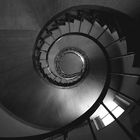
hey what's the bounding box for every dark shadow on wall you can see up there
[128,104,140,138]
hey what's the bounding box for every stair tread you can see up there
[39,60,48,68]
[40,51,47,59]
[98,28,115,46]
[110,75,140,100]
[41,43,50,51]
[111,54,140,75]
[106,39,127,58]
[80,19,92,34]
[52,28,61,39]
[45,36,54,45]
[89,21,104,38]
[59,22,69,34]
[112,31,119,40]
[70,19,80,32]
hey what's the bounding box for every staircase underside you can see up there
[0,1,140,140]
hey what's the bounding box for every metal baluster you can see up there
[87,118,97,140]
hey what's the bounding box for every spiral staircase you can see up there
[0,2,140,140]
